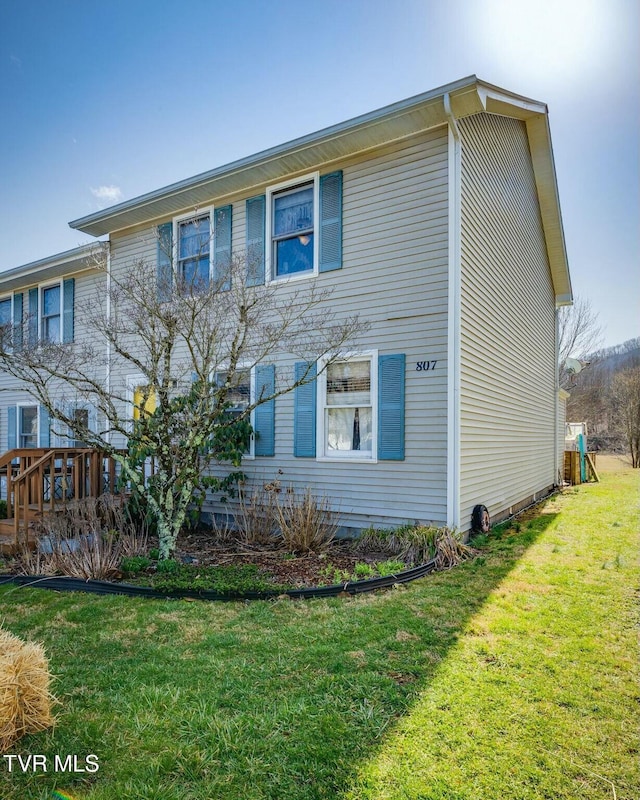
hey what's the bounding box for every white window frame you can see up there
[39,281,63,344]
[173,207,214,287]
[266,171,319,284]
[213,364,256,460]
[17,403,39,449]
[316,350,378,463]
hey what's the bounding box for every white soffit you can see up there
[67,77,571,302]
[0,243,105,292]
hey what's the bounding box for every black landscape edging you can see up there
[0,560,437,602]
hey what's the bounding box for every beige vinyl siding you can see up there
[108,127,450,530]
[458,113,557,530]
[264,128,449,528]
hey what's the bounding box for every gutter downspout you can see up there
[444,93,462,531]
[105,242,111,445]
[554,304,560,485]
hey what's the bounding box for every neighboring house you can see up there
[0,245,103,457]
[0,75,572,533]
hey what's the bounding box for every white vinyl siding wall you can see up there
[108,127,450,530]
[458,113,557,530]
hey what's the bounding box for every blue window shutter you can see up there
[254,364,275,457]
[12,292,23,351]
[378,354,405,460]
[214,205,232,291]
[246,196,265,286]
[63,277,75,343]
[294,361,317,457]
[157,222,173,302]
[319,171,342,273]
[28,287,38,346]
[7,406,17,450]
[39,406,51,448]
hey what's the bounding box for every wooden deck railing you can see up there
[0,448,125,551]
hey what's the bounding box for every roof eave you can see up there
[70,75,488,236]
[523,113,573,303]
[67,76,571,304]
[0,243,106,293]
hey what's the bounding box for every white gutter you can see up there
[444,93,462,531]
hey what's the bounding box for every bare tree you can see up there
[558,296,603,388]
[0,244,366,558]
[611,367,640,467]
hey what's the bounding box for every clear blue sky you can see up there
[1,0,637,348]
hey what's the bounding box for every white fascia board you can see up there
[477,84,548,119]
[0,242,107,293]
[525,114,573,303]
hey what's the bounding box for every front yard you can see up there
[1,456,637,800]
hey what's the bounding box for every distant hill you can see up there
[566,337,640,451]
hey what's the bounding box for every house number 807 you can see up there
[416,361,437,371]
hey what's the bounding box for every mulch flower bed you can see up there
[166,530,395,588]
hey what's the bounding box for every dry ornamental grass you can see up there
[0,628,55,753]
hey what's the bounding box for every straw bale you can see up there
[0,628,55,753]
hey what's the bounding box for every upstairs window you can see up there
[41,284,61,343]
[272,182,315,278]
[177,214,211,289]
[0,296,12,349]
[0,297,11,328]
[267,173,319,282]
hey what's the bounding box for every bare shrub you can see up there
[357,523,475,569]
[18,497,148,580]
[274,488,338,554]
[235,481,281,546]
[206,512,236,545]
[356,523,439,565]
[433,528,476,570]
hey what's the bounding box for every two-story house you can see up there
[1,75,571,535]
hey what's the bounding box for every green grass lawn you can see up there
[1,455,638,800]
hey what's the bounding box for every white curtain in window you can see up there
[327,407,372,452]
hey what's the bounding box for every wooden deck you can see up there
[0,448,123,555]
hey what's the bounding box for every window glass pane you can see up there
[20,407,38,448]
[276,234,314,276]
[179,217,210,259]
[216,370,251,413]
[0,299,11,326]
[327,407,372,452]
[44,316,60,343]
[274,185,313,237]
[73,408,89,448]
[43,286,61,316]
[326,361,371,406]
[181,257,210,287]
